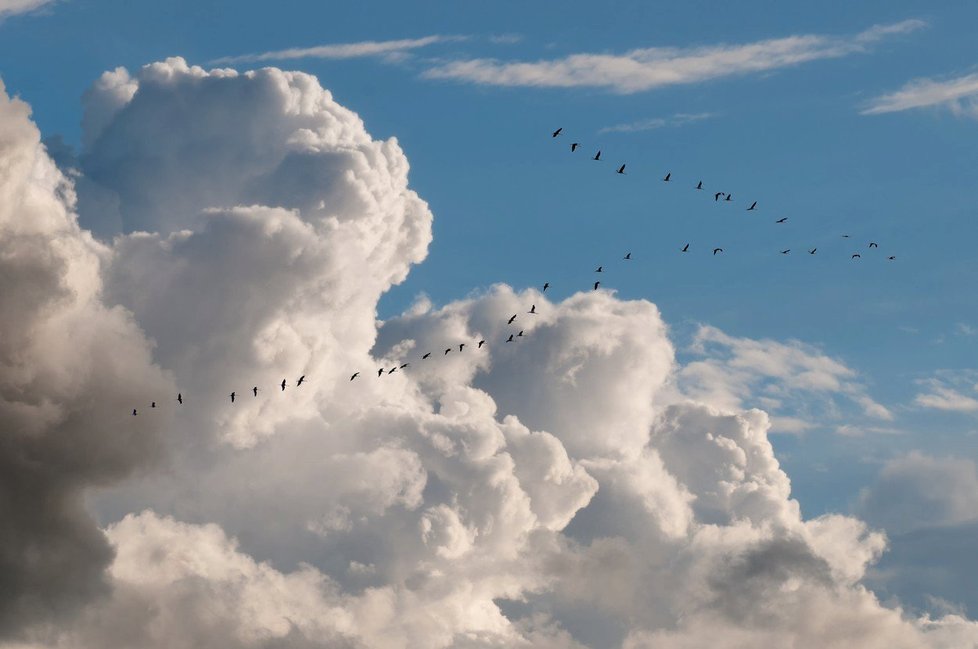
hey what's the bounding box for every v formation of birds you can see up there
[131,126,897,415]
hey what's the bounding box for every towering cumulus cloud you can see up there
[1,59,976,648]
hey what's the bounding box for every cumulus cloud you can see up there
[212,35,464,65]
[2,58,976,649]
[422,20,925,94]
[862,71,978,118]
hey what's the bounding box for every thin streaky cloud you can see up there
[599,111,715,134]
[0,0,55,19]
[211,35,466,65]
[862,71,978,116]
[422,19,926,94]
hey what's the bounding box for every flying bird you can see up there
[517,330,524,337]
[177,393,183,404]
[781,249,790,254]
[869,242,879,248]
[681,243,689,252]
[296,375,306,386]
[592,150,601,161]
[378,368,385,377]
[571,142,579,152]
[529,304,537,314]
[400,363,409,369]
[478,340,486,348]
[809,248,817,255]
[713,248,723,255]
[444,348,451,355]
[350,372,359,381]
[775,217,787,223]
[888,256,896,260]
[623,252,631,260]
[280,379,287,391]
[132,409,137,416]
[508,314,518,324]
[388,367,397,374]
[724,194,732,202]
[593,281,601,290]
[617,164,626,174]
[595,266,603,272]
[230,392,236,403]
[747,201,757,211]
[842,234,850,238]
[543,282,550,292]
[552,127,562,137]
[663,172,671,182]
[507,334,515,342]
[714,192,724,202]
[852,253,861,259]
[254,386,260,396]
[422,352,431,359]
[459,343,465,352]
[151,401,156,408]
[695,181,703,190]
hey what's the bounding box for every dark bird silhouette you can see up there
[781,249,790,254]
[571,142,579,152]
[852,253,861,259]
[552,127,562,138]
[775,217,787,223]
[388,367,397,375]
[888,256,896,260]
[508,314,518,324]
[378,368,385,377]
[230,392,236,403]
[422,352,431,359]
[713,248,723,255]
[177,393,183,404]
[593,281,601,290]
[869,242,879,248]
[478,340,486,348]
[593,150,601,161]
[529,304,537,314]
[724,193,732,202]
[132,409,137,416]
[747,201,757,211]
[507,334,515,342]
[444,348,451,355]
[663,172,671,182]
[459,344,465,352]
[681,243,689,252]
[595,266,603,272]
[255,386,260,397]
[842,234,850,238]
[714,192,724,201]
[280,379,287,391]
[543,282,550,292]
[518,330,524,337]
[617,164,626,174]
[151,401,156,408]
[350,372,359,381]
[623,252,631,260]
[809,248,817,255]
[400,363,409,369]
[695,180,703,190]
[297,375,306,387]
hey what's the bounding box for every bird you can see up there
[593,281,601,290]
[478,340,486,348]
[663,172,671,182]
[592,150,602,161]
[781,249,790,255]
[177,393,183,404]
[842,234,850,238]
[595,266,603,272]
[350,372,359,381]
[297,375,306,387]
[518,330,524,337]
[378,368,385,377]
[230,392,236,403]
[617,164,626,174]
[506,334,515,342]
[695,180,703,190]
[388,367,397,375]
[529,304,537,314]
[444,348,451,355]
[888,256,896,260]
[747,201,757,211]
[869,242,879,248]
[280,379,287,391]
[254,386,260,397]
[623,252,631,260]
[151,401,156,408]
[552,127,562,138]
[809,248,817,255]
[507,315,518,326]
[724,193,732,202]
[571,142,579,152]
[775,217,787,223]
[400,363,409,369]
[713,248,723,255]
[543,282,550,292]
[422,352,431,360]
[681,243,689,252]
[852,253,861,259]
[459,343,465,352]
[714,192,724,201]
[132,409,137,416]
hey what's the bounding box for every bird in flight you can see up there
[422,352,431,360]
[350,372,359,381]
[747,201,757,211]
[809,248,817,255]
[543,282,550,292]
[869,242,879,248]
[593,281,601,290]
[254,386,260,397]
[695,181,703,190]
[681,243,689,252]
[529,304,537,314]
[713,248,723,255]
[400,363,409,369]
[388,367,397,375]
[714,192,724,202]
[851,253,861,259]
[663,172,671,182]
[132,409,137,416]
[552,127,562,138]
[151,401,156,408]
[724,194,732,202]
[459,344,465,352]
[888,256,896,260]
[781,249,790,255]
[177,393,183,404]
[378,368,385,377]
[230,392,236,403]
[571,142,579,152]
[444,348,452,355]
[842,234,850,238]
[775,217,787,223]
[623,252,631,260]
[297,375,306,387]
[593,150,601,161]
[280,379,287,391]
[508,314,518,324]
[617,164,626,175]
[595,266,603,272]
[517,330,524,337]
[478,340,486,348]
[506,334,515,342]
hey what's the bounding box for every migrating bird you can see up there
[842,234,850,238]
[714,192,724,202]
[888,256,896,260]
[151,401,156,409]
[508,314,518,324]
[809,248,817,255]
[378,368,385,377]
[552,127,562,138]
[623,252,631,260]
[422,352,432,360]
[593,281,601,290]
[695,180,703,190]
[747,201,757,211]
[681,243,689,252]
[571,142,579,152]
[177,393,183,405]
[132,409,137,416]
[518,330,524,337]
[595,266,603,272]
[280,379,287,391]
[400,363,409,369]
[254,386,260,397]
[869,242,879,248]
[297,375,306,387]
[507,334,515,342]
[350,372,359,381]
[781,249,790,255]
[388,367,397,375]
[444,348,452,355]
[775,217,788,223]
[543,282,550,292]
[663,172,671,182]
[852,253,861,259]
[713,248,723,255]
[478,340,486,348]
[459,344,465,352]
[617,164,626,174]
[529,304,537,314]
[592,150,602,161]
[724,193,732,202]
[230,392,236,403]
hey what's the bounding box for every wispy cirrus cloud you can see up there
[862,71,978,117]
[0,0,55,20]
[211,34,465,65]
[599,111,715,134]
[422,19,925,94]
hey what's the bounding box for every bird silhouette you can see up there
[280,379,287,391]
[552,127,562,138]
[842,234,850,238]
[507,334,515,342]
[478,340,486,348]
[617,164,626,174]
[623,252,631,260]
[681,243,689,252]
[422,352,431,360]
[714,192,724,201]
[400,363,409,369]
[254,386,260,397]
[543,282,550,291]
[775,217,787,223]
[388,367,397,375]
[852,253,861,259]
[781,249,790,254]
[888,256,896,260]
[593,281,601,290]
[713,248,723,255]
[230,392,236,403]
[518,330,524,337]
[595,266,603,272]
[747,201,757,211]
[593,150,601,161]
[177,393,183,404]
[724,194,732,202]
[571,142,579,152]
[444,348,451,355]
[663,172,671,182]
[508,314,518,324]
[350,372,359,381]
[151,401,156,408]
[695,180,703,190]
[869,242,879,248]
[529,304,537,314]
[459,343,465,352]
[132,409,137,416]
[378,368,385,377]
[296,375,306,387]
[809,248,817,255]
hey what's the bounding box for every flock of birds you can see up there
[130,126,897,415]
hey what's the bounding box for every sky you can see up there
[1,1,977,648]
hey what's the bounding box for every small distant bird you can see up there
[623,252,631,260]
[781,249,790,255]
[350,372,359,381]
[297,375,306,387]
[663,172,671,182]
[713,248,723,255]
[230,392,236,403]
[842,234,850,238]
[747,201,757,211]
[444,348,451,355]
[517,330,524,337]
[552,127,562,138]
[507,334,515,342]
[592,150,602,161]
[809,248,817,255]
[280,379,287,391]
[478,340,486,348]
[724,194,732,202]
[869,242,879,248]
[529,304,537,314]
[459,344,465,352]
[177,393,183,404]
[378,368,385,377]
[151,401,156,408]
[695,180,703,190]
[714,192,724,202]
[422,352,431,359]
[888,256,896,260]
[852,253,861,259]
[400,363,409,369]
[775,217,787,223]
[254,386,260,397]
[617,164,626,174]
[593,281,601,290]
[508,314,518,324]
[595,266,603,272]
[681,243,689,252]
[388,367,397,375]
[543,282,550,291]
[132,409,137,416]
[571,142,579,152]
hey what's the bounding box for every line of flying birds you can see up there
[129,126,897,414]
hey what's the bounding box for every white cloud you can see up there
[0,0,55,19]
[212,35,464,65]
[598,112,715,134]
[423,20,925,94]
[3,58,977,649]
[862,71,978,117]
[914,373,978,414]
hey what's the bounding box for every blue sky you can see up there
[2,0,977,599]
